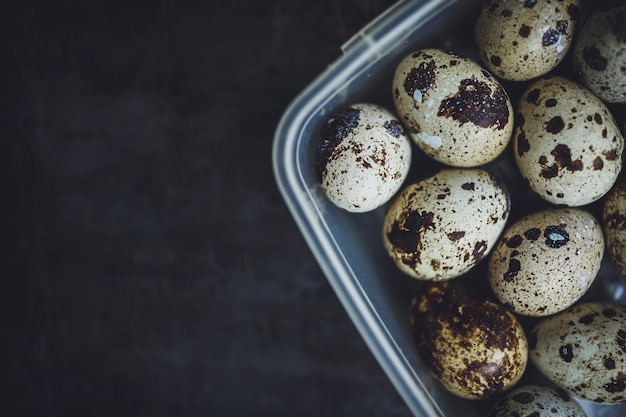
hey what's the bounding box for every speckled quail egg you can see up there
[529,302,626,404]
[487,384,587,417]
[392,49,513,167]
[314,103,412,212]
[488,208,604,317]
[474,0,580,81]
[602,182,626,278]
[410,281,528,400]
[383,168,510,281]
[572,5,626,103]
[513,75,624,206]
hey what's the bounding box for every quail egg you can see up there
[602,182,626,278]
[383,168,510,281]
[392,48,513,167]
[487,384,587,417]
[488,208,604,317]
[513,75,624,206]
[410,281,528,400]
[475,0,580,81]
[572,5,626,103]
[315,103,412,212]
[529,302,626,404]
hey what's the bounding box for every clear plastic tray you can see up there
[272,0,626,416]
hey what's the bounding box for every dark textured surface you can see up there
[6,1,410,415]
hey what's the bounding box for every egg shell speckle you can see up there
[513,75,624,206]
[486,384,586,417]
[411,282,528,400]
[602,182,626,278]
[475,0,580,81]
[529,302,626,404]
[383,168,510,281]
[488,208,604,317]
[315,103,412,213]
[392,48,513,167]
[572,6,626,103]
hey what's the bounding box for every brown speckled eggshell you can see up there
[487,384,586,417]
[529,302,626,404]
[392,49,513,167]
[513,76,624,206]
[383,168,510,281]
[488,208,604,317]
[602,182,626,278]
[474,0,580,81]
[410,282,528,400]
[315,103,412,213]
[572,6,626,103]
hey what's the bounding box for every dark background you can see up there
[5,0,411,416]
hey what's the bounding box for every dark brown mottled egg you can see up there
[383,168,510,281]
[529,302,626,404]
[392,48,513,167]
[513,76,624,206]
[410,282,528,400]
[474,0,580,81]
[488,208,604,317]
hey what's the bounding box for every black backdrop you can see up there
[5,1,411,416]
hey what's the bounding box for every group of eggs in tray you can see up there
[313,0,626,415]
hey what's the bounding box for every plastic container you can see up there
[272,0,626,416]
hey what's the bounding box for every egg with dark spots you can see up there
[315,103,412,212]
[487,384,586,417]
[410,281,527,400]
[529,302,626,404]
[572,6,626,103]
[392,48,513,167]
[383,169,510,281]
[602,182,626,278]
[513,76,624,206]
[474,0,579,81]
[488,208,604,317]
